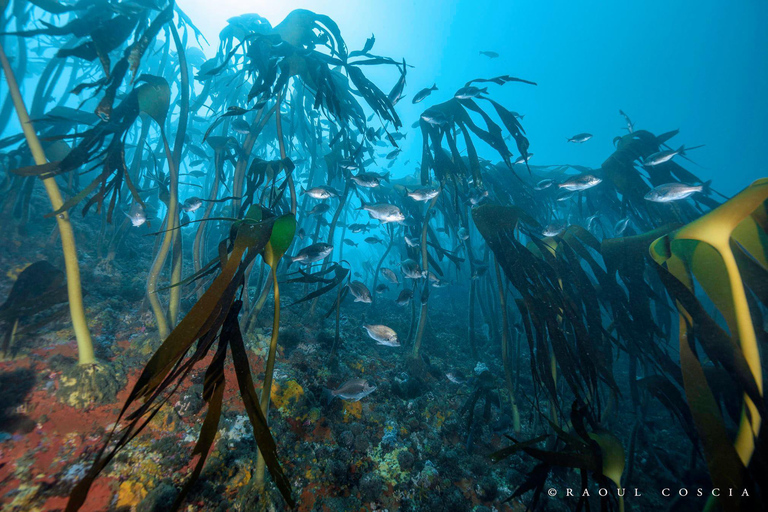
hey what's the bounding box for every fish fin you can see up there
[431,83,438,90]
[480,87,488,94]
[678,144,686,156]
[357,199,366,211]
[382,172,390,183]
[321,389,335,405]
[701,179,712,195]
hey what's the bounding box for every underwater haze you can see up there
[1,1,768,512]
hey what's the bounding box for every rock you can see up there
[358,473,383,502]
[137,482,177,512]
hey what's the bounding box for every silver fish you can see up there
[542,222,566,237]
[307,203,331,216]
[454,86,487,100]
[381,268,400,284]
[331,379,377,401]
[360,202,405,223]
[302,186,339,199]
[348,223,372,233]
[644,145,686,166]
[420,109,453,128]
[126,202,146,227]
[614,217,631,235]
[363,324,400,347]
[412,84,437,104]
[644,181,709,202]
[558,174,602,191]
[458,227,469,241]
[350,172,389,188]
[514,153,533,165]
[446,372,466,384]
[468,187,489,205]
[406,187,441,202]
[348,281,373,303]
[535,179,554,191]
[182,197,203,213]
[401,259,426,279]
[404,235,420,247]
[567,133,593,143]
[386,148,402,160]
[290,243,333,264]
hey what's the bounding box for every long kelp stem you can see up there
[255,265,280,487]
[495,257,520,433]
[0,43,95,365]
[146,133,179,339]
[412,193,440,358]
[275,91,296,215]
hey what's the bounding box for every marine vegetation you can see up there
[0,1,766,511]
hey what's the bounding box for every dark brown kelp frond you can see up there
[66,211,295,511]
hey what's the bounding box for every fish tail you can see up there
[321,388,335,405]
[480,87,488,94]
[678,144,686,156]
[431,83,438,90]
[357,199,366,211]
[700,179,712,195]
[382,172,390,183]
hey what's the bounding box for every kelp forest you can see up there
[0,1,766,511]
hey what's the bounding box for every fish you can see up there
[586,213,600,231]
[348,222,372,233]
[614,216,631,235]
[643,145,686,166]
[350,171,390,188]
[386,148,402,160]
[186,170,207,178]
[289,243,334,265]
[390,132,407,141]
[330,379,377,401]
[401,259,426,279]
[479,51,499,58]
[404,235,420,247]
[388,58,407,106]
[298,228,306,240]
[342,239,358,247]
[359,201,406,223]
[567,133,593,143]
[375,284,389,294]
[468,187,489,205]
[412,84,437,104]
[182,197,203,212]
[619,109,634,133]
[338,159,360,171]
[514,153,533,165]
[556,190,576,201]
[125,202,146,227]
[535,179,554,191]
[458,227,469,241]
[365,236,384,245]
[454,86,487,100]
[302,186,339,199]
[446,372,466,384]
[420,109,453,128]
[231,119,251,135]
[406,187,440,202]
[380,268,400,284]
[395,289,413,306]
[542,222,566,237]
[644,181,710,202]
[363,324,400,346]
[348,281,373,303]
[558,174,602,191]
[307,203,331,216]
[431,279,450,288]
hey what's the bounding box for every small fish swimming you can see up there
[412,84,437,104]
[343,238,358,247]
[401,259,426,279]
[363,324,400,346]
[535,179,554,191]
[381,268,400,284]
[298,228,306,241]
[479,51,499,58]
[542,222,566,237]
[395,289,413,306]
[348,281,373,303]
[404,235,420,248]
[350,172,390,188]
[231,119,251,135]
[307,203,331,216]
[567,133,593,143]
[514,153,533,165]
[556,190,576,202]
[348,222,372,233]
[365,236,384,245]
[644,181,710,202]
[386,148,402,160]
[446,372,466,384]
[420,109,453,128]
[454,86,487,100]
[558,174,602,191]
[457,227,469,241]
[406,187,441,202]
[359,202,406,223]
[643,145,686,166]
[182,197,203,213]
[302,186,339,199]
[468,187,489,205]
[330,379,377,401]
[375,284,389,294]
[289,243,334,265]
[126,202,146,227]
[615,216,631,235]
